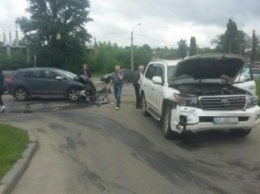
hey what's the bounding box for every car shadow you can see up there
[175,130,249,151]
[146,116,250,151]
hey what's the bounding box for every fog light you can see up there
[180,115,187,124]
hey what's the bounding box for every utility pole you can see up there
[131,30,134,71]
[130,23,141,71]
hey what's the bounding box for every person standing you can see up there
[133,65,145,109]
[108,65,124,110]
[80,63,92,78]
[0,68,6,113]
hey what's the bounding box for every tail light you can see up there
[7,76,14,84]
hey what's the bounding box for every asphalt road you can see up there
[1,82,260,194]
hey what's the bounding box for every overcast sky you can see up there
[0,0,260,48]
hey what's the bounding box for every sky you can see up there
[0,0,260,48]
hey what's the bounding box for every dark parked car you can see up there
[100,69,134,83]
[7,67,84,101]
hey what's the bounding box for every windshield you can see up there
[168,66,177,84]
[56,69,77,79]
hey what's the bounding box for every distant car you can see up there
[100,69,134,83]
[252,68,260,80]
[7,67,84,101]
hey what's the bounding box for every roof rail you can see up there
[151,58,166,62]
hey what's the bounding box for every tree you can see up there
[16,0,92,70]
[189,36,197,56]
[211,19,247,54]
[177,39,188,59]
[225,19,239,53]
[251,30,258,63]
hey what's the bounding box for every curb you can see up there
[0,129,38,194]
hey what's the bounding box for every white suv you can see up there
[140,54,260,139]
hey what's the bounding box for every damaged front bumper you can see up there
[170,106,260,133]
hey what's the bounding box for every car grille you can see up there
[200,95,246,110]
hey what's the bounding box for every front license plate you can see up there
[213,117,238,124]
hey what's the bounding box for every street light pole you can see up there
[131,30,134,71]
[131,23,141,71]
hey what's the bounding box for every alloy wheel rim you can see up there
[69,90,78,100]
[17,90,25,100]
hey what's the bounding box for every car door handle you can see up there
[144,84,147,86]
[151,87,154,90]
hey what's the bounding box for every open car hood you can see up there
[174,54,246,82]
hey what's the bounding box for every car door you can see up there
[41,70,68,97]
[22,70,46,95]
[235,67,256,95]
[143,64,159,109]
[150,65,164,113]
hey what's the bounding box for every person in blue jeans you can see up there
[108,65,124,110]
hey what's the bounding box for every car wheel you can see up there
[141,94,149,116]
[230,129,252,137]
[68,88,80,102]
[162,104,180,139]
[14,87,28,101]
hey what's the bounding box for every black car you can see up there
[100,69,134,83]
[7,67,84,101]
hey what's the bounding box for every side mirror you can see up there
[152,76,162,85]
[56,76,64,80]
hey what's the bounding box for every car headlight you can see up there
[174,93,199,107]
[247,96,258,108]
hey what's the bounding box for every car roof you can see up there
[18,67,63,71]
[150,59,182,67]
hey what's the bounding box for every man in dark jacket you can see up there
[133,65,145,109]
[80,64,92,78]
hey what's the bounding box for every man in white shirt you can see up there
[133,65,145,109]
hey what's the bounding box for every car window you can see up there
[21,70,42,78]
[241,67,253,81]
[43,70,59,79]
[145,64,158,80]
[156,66,163,77]
[168,66,177,84]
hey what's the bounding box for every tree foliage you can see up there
[211,19,247,54]
[85,42,153,73]
[177,39,188,59]
[16,0,92,70]
[251,30,258,63]
[189,36,197,56]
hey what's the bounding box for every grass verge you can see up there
[0,124,28,180]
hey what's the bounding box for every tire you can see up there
[230,129,252,137]
[68,88,80,102]
[141,94,149,116]
[162,104,180,139]
[14,87,28,101]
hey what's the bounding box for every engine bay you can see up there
[174,83,247,97]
